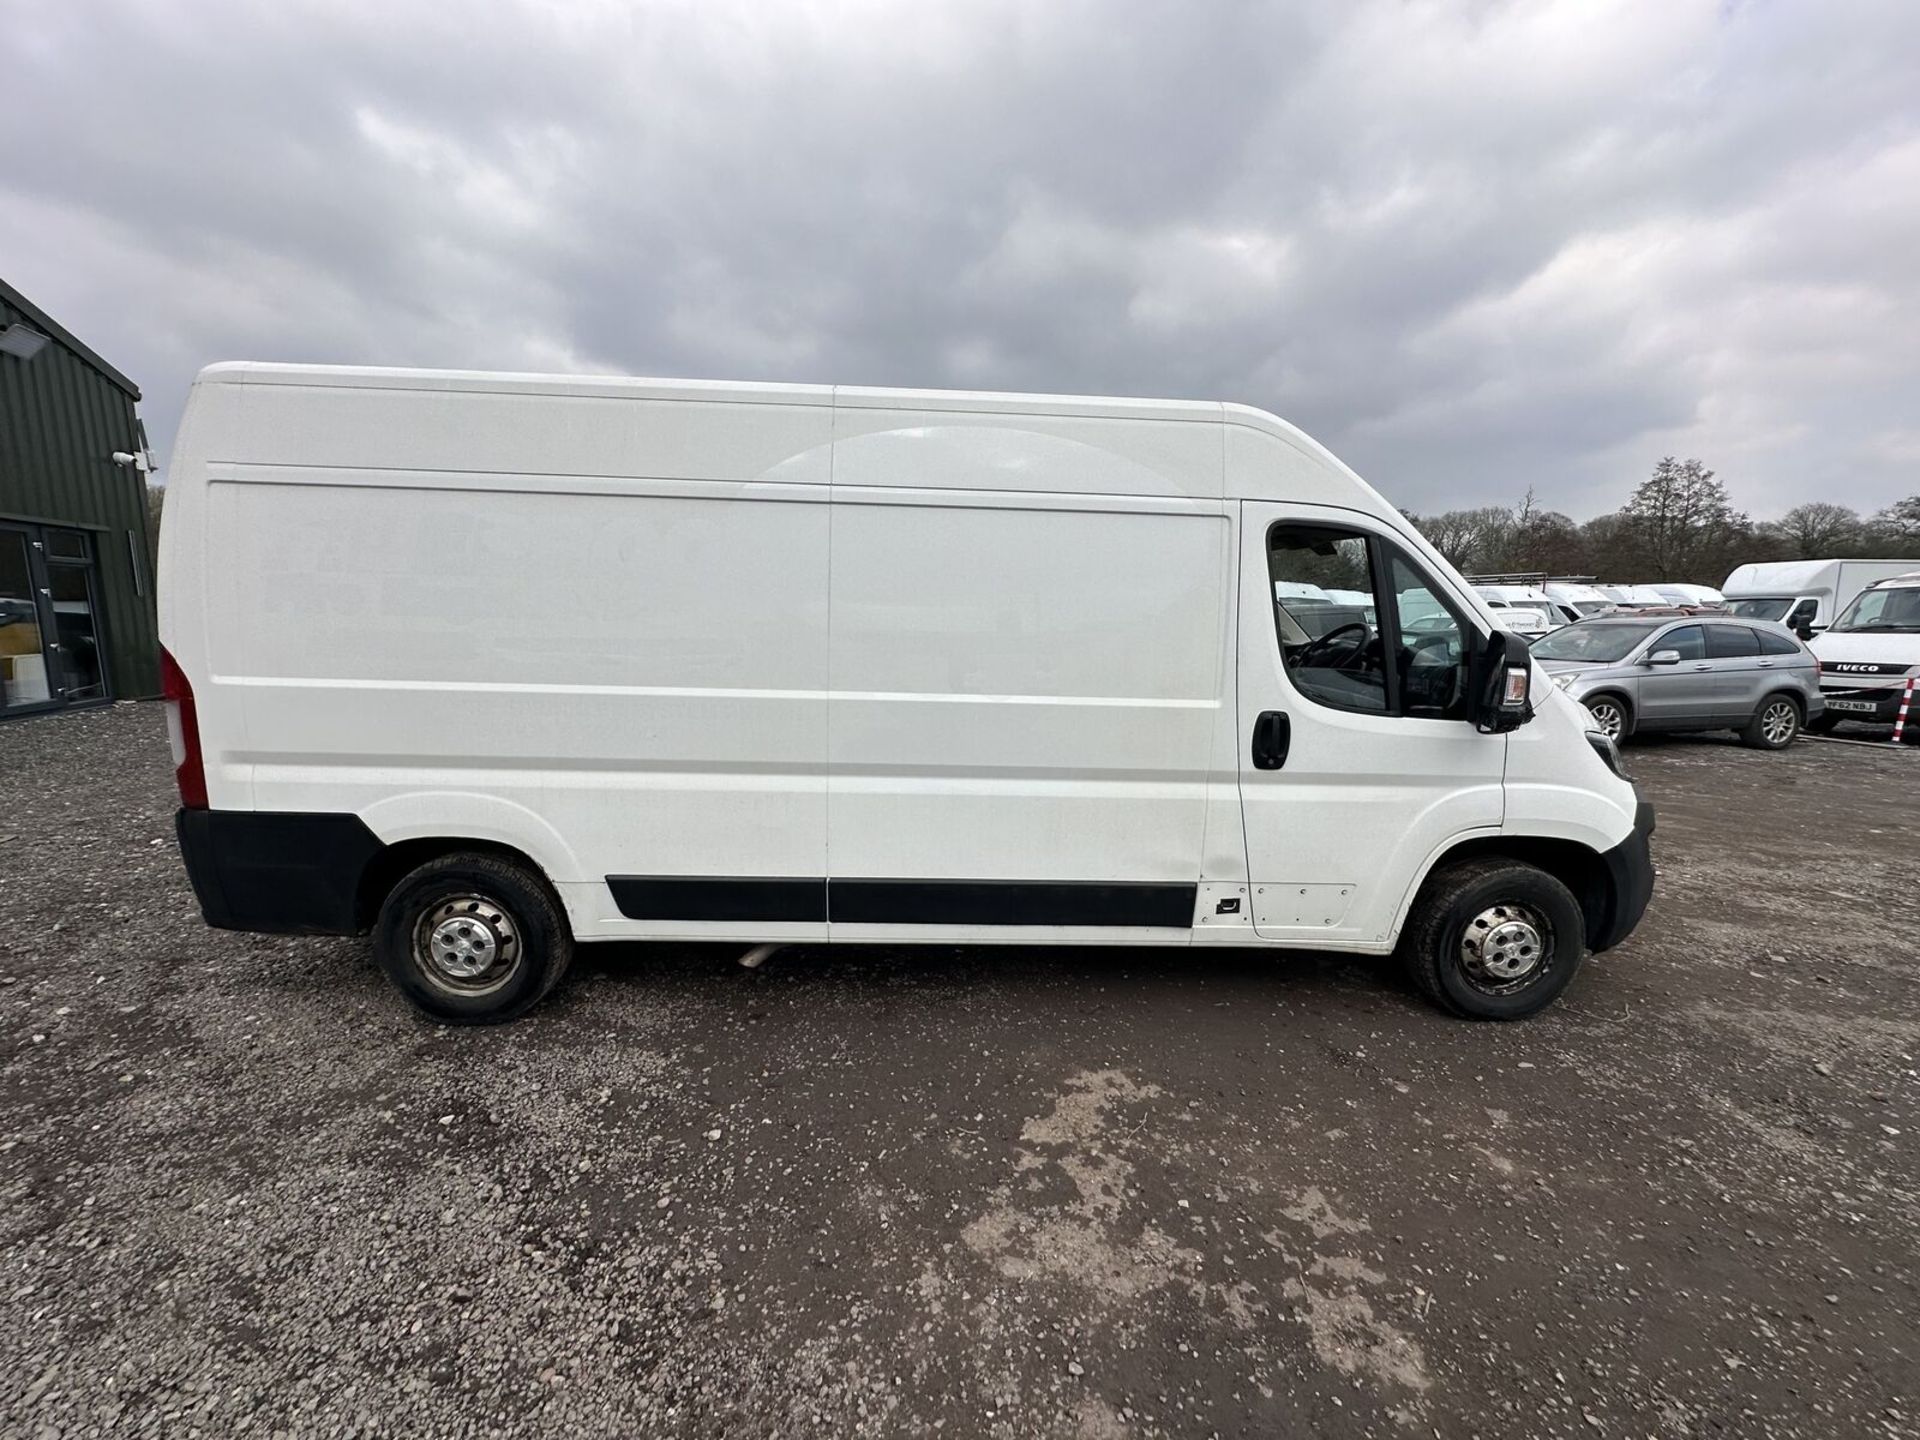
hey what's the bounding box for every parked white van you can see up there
[159,365,1654,1023]
[1723,559,1916,637]
[1543,582,1614,618]
[1807,571,1920,737]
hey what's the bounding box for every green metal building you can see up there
[1,277,158,717]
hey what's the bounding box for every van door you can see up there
[824,488,1230,937]
[1237,505,1505,946]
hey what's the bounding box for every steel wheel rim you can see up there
[413,894,522,996]
[1458,902,1554,995]
[1761,701,1795,745]
[1588,701,1624,739]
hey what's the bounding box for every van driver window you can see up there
[1388,555,1470,720]
[1268,526,1479,720]
[1267,527,1388,714]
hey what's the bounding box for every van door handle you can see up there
[1252,710,1291,770]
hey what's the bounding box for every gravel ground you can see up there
[2,702,1917,1439]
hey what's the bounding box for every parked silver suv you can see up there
[1532,615,1824,750]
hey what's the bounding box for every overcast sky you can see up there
[5,0,1918,518]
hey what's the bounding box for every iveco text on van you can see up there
[159,365,1654,1023]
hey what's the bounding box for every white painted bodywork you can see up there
[1722,559,1915,627]
[1656,583,1725,606]
[1809,574,1920,697]
[159,364,1639,953]
[1543,582,1611,610]
[1473,589,1554,636]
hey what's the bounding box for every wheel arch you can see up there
[353,792,581,930]
[1759,686,1805,716]
[1403,834,1617,951]
[355,836,566,932]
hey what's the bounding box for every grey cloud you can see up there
[4,0,1918,519]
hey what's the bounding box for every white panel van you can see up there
[1723,559,1918,637]
[159,365,1653,1023]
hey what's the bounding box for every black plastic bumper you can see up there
[1590,799,1656,953]
[175,809,384,935]
[1818,688,1904,722]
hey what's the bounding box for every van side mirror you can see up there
[1645,649,1681,666]
[1471,631,1535,734]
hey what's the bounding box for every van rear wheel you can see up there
[1398,859,1585,1020]
[373,853,573,1024]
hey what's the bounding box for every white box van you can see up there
[159,365,1654,1023]
[1723,559,1917,636]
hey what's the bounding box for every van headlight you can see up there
[1552,672,1575,690]
[1585,729,1628,780]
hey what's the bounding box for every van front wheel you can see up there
[1398,859,1585,1020]
[373,853,573,1024]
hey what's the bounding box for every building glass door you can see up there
[0,522,110,716]
[46,531,107,703]
[0,525,55,713]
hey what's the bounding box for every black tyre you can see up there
[1583,694,1631,741]
[1803,713,1837,735]
[1741,693,1801,750]
[1398,859,1585,1020]
[373,853,573,1024]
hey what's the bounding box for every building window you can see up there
[45,529,90,561]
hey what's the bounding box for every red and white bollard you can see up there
[1894,676,1917,745]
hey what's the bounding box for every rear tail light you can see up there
[159,646,208,809]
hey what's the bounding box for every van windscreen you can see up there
[1728,597,1791,621]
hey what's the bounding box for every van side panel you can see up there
[823,421,1230,941]
[188,378,837,940]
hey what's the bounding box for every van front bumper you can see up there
[1817,683,1910,723]
[1590,800,1656,953]
[176,808,383,935]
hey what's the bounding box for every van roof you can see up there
[194,361,1228,424]
[185,362,1387,512]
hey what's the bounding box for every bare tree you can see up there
[1621,457,1743,581]
[1413,506,1510,572]
[1768,502,1860,558]
[1873,495,1920,545]
[1408,468,1913,586]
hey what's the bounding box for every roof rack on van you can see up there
[1464,573,1600,585]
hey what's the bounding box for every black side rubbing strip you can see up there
[607,876,827,923]
[601,877,1198,927]
[829,880,1196,927]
